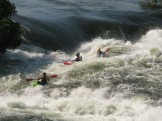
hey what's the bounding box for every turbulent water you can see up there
[1,0,162,121]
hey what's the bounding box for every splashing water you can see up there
[0,29,162,121]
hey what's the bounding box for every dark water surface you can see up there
[0,0,162,121]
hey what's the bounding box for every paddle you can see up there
[26,74,57,81]
[68,55,76,61]
[50,74,57,78]
[105,48,110,52]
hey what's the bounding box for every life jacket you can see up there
[75,56,82,62]
[40,76,49,85]
[97,50,103,57]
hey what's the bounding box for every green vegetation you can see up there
[141,0,162,8]
[150,0,162,4]
[0,0,22,53]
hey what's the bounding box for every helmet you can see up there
[97,48,101,51]
[76,52,80,56]
[43,72,46,75]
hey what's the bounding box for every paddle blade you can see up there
[26,78,33,81]
[105,48,110,52]
[50,75,57,78]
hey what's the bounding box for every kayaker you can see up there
[97,48,105,57]
[44,50,49,56]
[74,52,82,62]
[37,72,50,86]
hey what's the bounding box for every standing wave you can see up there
[14,10,162,52]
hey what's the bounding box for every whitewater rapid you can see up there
[0,29,162,121]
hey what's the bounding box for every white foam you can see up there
[1,29,162,120]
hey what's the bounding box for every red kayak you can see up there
[64,60,75,65]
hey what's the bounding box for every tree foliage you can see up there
[0,0,22,53]
[141,0,162,9]
[0,0,16,19]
